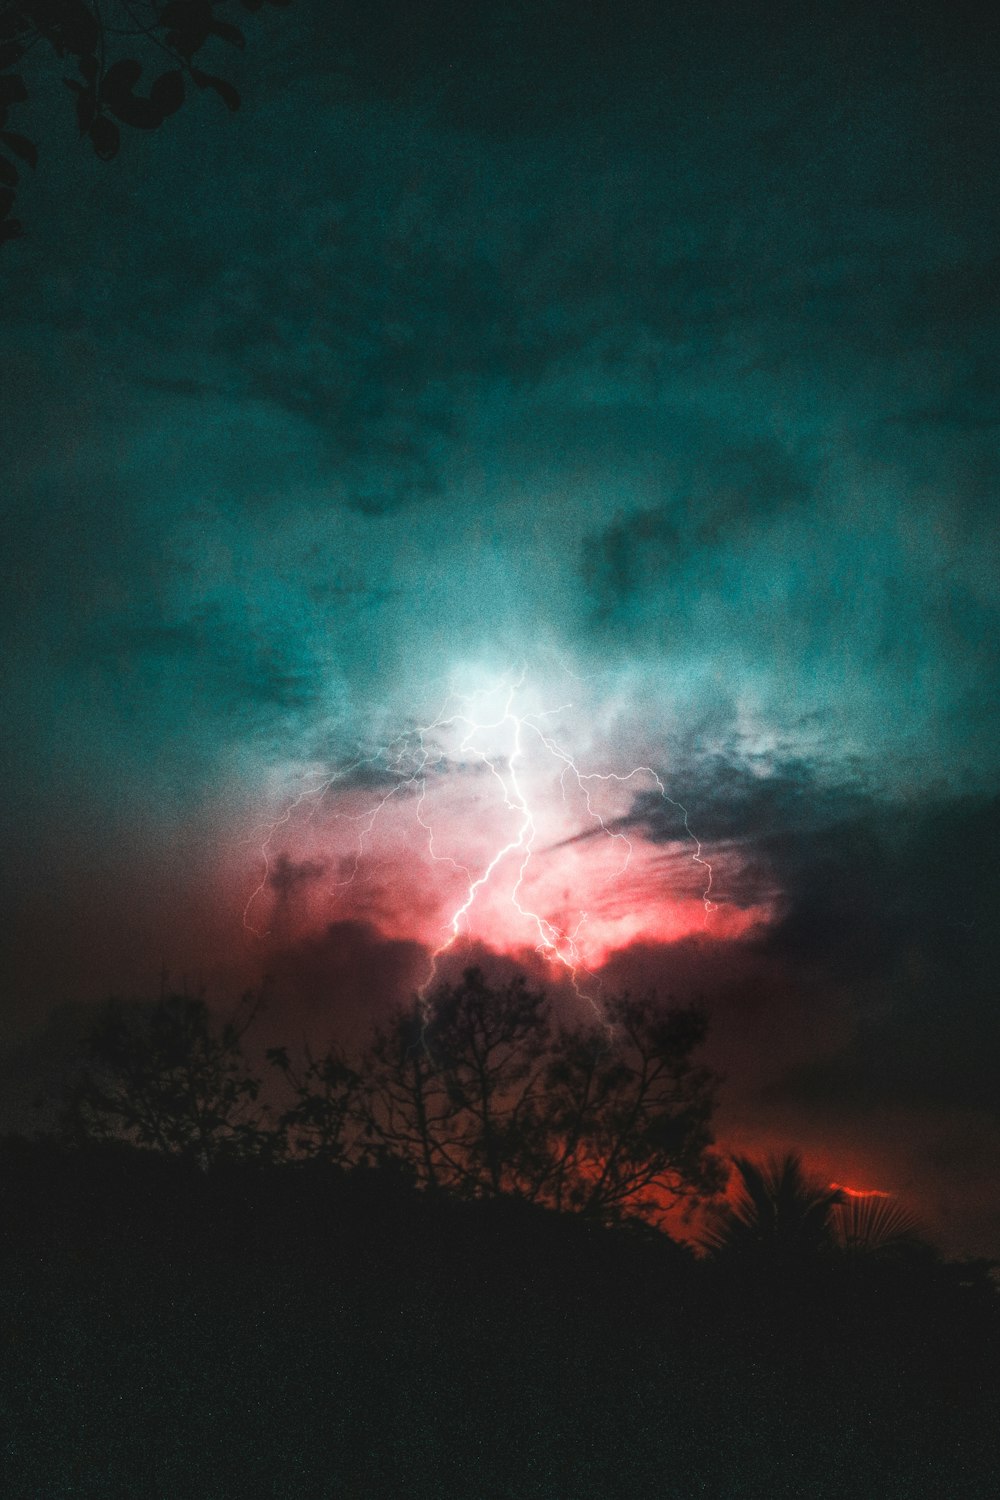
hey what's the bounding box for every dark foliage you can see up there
[267,1037,361,1162]
[538,992,725,1220]
[700,1152,845,1266]
[61,968,724,1227]
[60,989,274,1165]
[359,971,556,1199]
[0,0,292,242]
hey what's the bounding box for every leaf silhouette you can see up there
[88,114,120,160]
[102,59,162,128]
[1,130,37,167]
[191,68,241,112]
[150,70,185,118]
[0,73,28,106]
[2,0,288,246]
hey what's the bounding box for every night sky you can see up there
[2,0,999,1254]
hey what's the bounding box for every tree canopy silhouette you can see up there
[360,970,553,1198]
[61,967,725,1227]
[60,989,271,1166]
[266,1036,360,1165]
[0,0,292,244]
[539,992,725,1221]
[358,969,723,1223]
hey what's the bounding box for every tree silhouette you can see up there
[56,968,726,1221]
[61,989,272,1166]
[538,994,724,1223]
[0,0,293,245]
[357,970,550,1194]
[267,1039,361,1166]
[701,1153,844,1265]
[358,970,723,1222]
[831,1190,926,1262]
[423,968,551,1197]
[358,996,458,1189]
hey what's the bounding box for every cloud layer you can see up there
[1,0,997,1250]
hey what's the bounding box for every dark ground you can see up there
[1,1142,997,1499]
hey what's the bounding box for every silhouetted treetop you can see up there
[60,967,725,1229]
[701,1153,846,1267]
[267,1037,360,1163]
[360,969,554,1199]
[327,969,724,1225]
[539,993,724,1221]
[60,988,273,1166]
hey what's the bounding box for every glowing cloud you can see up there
[240,661,770,999]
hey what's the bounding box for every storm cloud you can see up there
[2,0,997,1251]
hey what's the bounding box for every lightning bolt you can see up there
[243,664,715,1011]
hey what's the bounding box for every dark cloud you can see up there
[635,759,998,985]
[264,920,427,1048]
[0,1003,95,1134]
[582,441,811,619]
[611,761,1000,1129]
[266,855,330,902]
[761,809,1000,1117]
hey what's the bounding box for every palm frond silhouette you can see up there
[701,1153,843,1262]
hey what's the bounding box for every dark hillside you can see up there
[1,1141,997,1499]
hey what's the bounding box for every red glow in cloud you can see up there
[238,666,773,995]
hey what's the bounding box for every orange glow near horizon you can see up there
[830,1182,894,1199]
